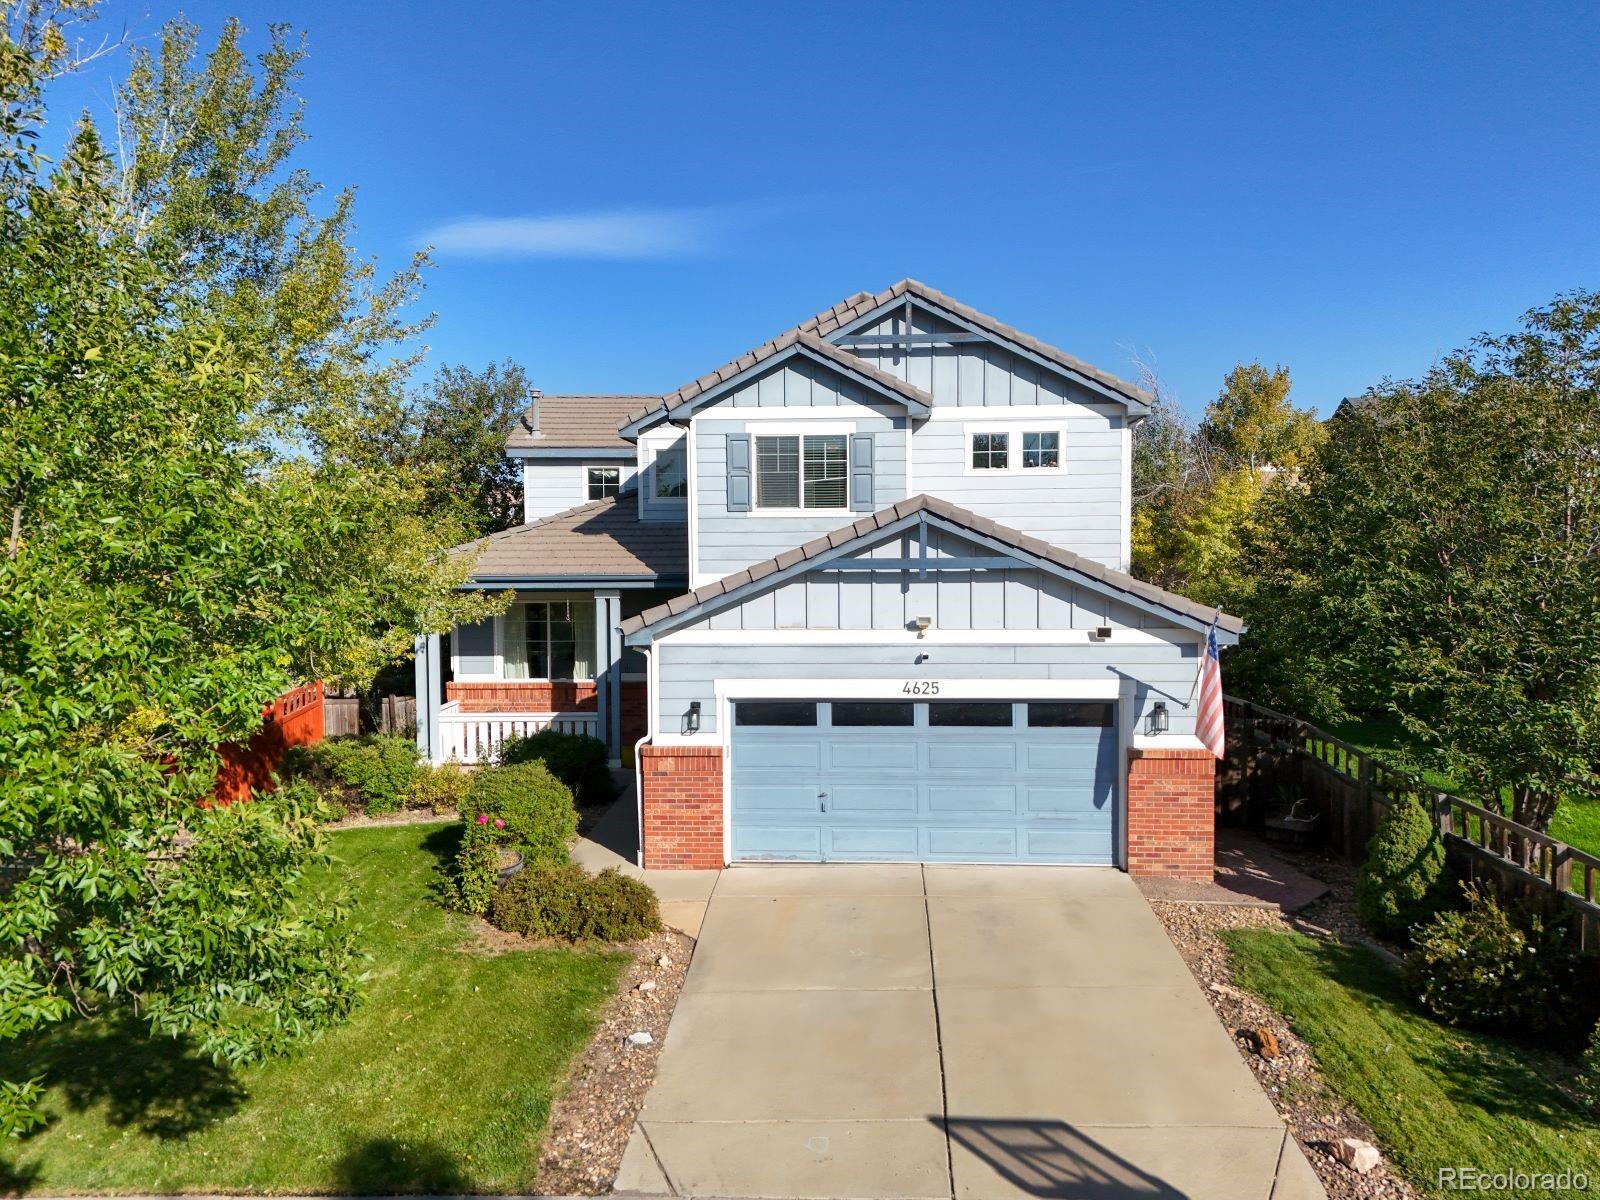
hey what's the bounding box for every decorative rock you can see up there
[625,1030,653,1047]
[1208,982,1242,999]
[636,979,658,993]
[1330,1137,1381,1174]
[656,955,672,967]
[1244,1027,1280,1059]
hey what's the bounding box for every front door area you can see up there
[728,698,1118,864]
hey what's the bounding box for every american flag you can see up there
[1195,621,1226,760]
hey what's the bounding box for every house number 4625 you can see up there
[902,681,941,696]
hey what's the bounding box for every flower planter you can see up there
[495,847,524,884]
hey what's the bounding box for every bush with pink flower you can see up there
[447,762,578,913]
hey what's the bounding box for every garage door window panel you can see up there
[1028,701,1114,727]
[928,701,1015,727]
[830,700,915,727]
[735,701,818,727]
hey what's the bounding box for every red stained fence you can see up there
[213,681,326,804]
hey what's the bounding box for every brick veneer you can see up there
[620,682,648,749]
[639,743,724,869]
[1126,747,1216,881]
[445,681,596,712]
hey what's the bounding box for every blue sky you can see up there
[44,0,1600,416]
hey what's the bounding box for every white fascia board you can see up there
[657,627,1200,646]
[507,447,634,459]
[712,677,1122,701]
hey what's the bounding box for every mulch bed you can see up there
[1149,855,1422,1200]
[534,928,693,1195]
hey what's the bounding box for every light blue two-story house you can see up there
[414,281,1241,877]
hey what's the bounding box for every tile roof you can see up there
[505,395,653,450]
[619,279,1152,432]
[619,494,1242,639]
[619,331,934,431]
[454,495,687,582]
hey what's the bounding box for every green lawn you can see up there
[1224,928,1598,1200]
[0,823,627,1194]
[1325,715,1600,862]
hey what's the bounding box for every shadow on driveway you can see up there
[943,1116,1188,1199]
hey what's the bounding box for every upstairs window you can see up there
[586,466,621,500]
[971,432,1009,470]
[1022,431,1060,469]
[755,434,848,509]
[652,443,687,499]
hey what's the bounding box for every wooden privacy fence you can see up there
[323,694,416,738]
[1221,694,1600,950]
[213,680,325,804]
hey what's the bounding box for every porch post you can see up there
[414,631,442,765]
[593,591,623,766]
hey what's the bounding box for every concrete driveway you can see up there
[616,864,1324,1200]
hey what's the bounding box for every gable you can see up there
[622,495,1241,645]
[836,301,1122,416]
[679,522,1179,637]
[823,286,1150,416]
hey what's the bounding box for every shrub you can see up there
[409,761,471,814]
[499,729,615,806]
[1579,1022,1600,1114]
[490,862,661,942]
[305,734,421,815]
[448,828,502,915]
[1406,885,1597,1045]
[1355,795,1446,939]
[460,761,577,863]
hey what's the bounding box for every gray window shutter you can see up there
[850,433,875,511]
[454,617,496,675]
[727,433,752,512]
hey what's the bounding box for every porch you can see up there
[413,587,665,767]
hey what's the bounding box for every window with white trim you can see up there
[755,434,848,509]
[971,432,1009,470]
[970,428,1063,472]
[1022,430,1060,469]
[586,466,621,499]
[502,599,595,681]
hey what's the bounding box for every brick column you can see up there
[639,744,724,869]
[1126,747,1215,881]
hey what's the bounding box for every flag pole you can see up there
[1185,608,1222,707]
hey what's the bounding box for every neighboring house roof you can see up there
[617,331,934,436]
[452,496,687,584]
[506,395,653,450]
[620,494,1243,643]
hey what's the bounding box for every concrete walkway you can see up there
[616,865,1325,1200]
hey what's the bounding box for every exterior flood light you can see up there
[1148,702,1169,735]
[914,615,933,638]
[684,701,701,735]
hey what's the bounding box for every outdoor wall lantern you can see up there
[683,701,701,735]
[1147,702,1169,736]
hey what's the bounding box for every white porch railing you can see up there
[433,702,600,765]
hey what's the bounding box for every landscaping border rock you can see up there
[1150,894,1422,1200]
[534,929,692,1195]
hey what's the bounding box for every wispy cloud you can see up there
[421,206,732,260]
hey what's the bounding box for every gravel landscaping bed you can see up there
[535,928,693,1195]
[1151,895,1422,1200]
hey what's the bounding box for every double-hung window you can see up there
[502,599,595,681]
[586,466,621,499]
[755,434,848,509]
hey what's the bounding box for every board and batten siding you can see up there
[692,359,909,581]
[837,304,1133,569]
[522,459,637,523]
[654,525,1200,738]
